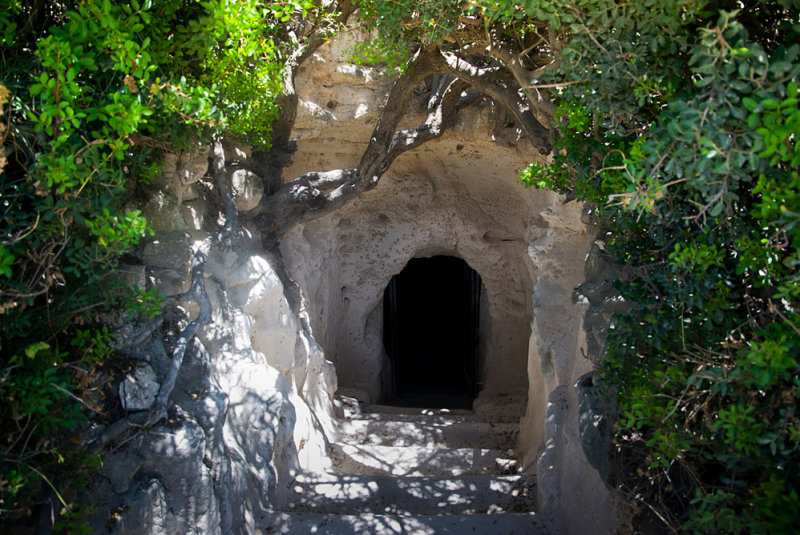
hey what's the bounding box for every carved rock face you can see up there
[90,27,615,535]
[280,29,586,408]
[158,147,210,203]
[278,31,615,533]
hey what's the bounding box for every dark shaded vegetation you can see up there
[517,1,800,532]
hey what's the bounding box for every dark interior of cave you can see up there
[383,256,481,409]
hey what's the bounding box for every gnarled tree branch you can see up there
[252,47,448,242]
[387,76,468,160]
[485,33,557,126]
[433,50,553,152]
[249,38,559,244]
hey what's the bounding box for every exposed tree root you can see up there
[88,140,231,452]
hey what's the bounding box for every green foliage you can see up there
[0,336,100,520]
[352,0,560,72]
[70,327,116,365]
[346,38,411,74]
[127,286,165,320]
[0,0,336,528]
[519,0,800,531]
[162,0,316,146]
[357,0,463,46]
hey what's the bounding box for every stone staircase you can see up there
[260,397,559,534]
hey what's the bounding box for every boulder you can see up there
[148,265,190,296]
[140,232,191,269]
[228,168,264,212]
[119,363,160,411]
[222,138,251,163]
[99,451,145,494]
[137,190,187,233]
[181,199,208,232]
[158,146,210,203]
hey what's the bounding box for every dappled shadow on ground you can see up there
[259,402,556,534]
[286,472,535,515]
[260,510,552,534]
[328,441,518,477]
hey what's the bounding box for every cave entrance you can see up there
[383,256,482,409]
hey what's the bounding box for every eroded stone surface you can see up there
[158,146,211,204]
[267,400,560,533]
[85,233,337,534]
[279,29,614,535]
[282,61,564,401]
[119,363,159,411]
[140,232,191,269]
[280,141,553,403]
[222,138,251,163]
[228,167,264,212]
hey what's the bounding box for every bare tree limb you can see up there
[249,39,560,243]
[151,246,213,414]
[433,50,553,152]
[252,47,444,242]
[356,46,442,183]
[387,76,468,160]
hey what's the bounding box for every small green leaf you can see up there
[25,341,50,359]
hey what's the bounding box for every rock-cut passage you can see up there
[383,256,481,408]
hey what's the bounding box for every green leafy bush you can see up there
[522,1,800,531]
[0,0,327,528]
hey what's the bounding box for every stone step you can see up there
[339,419,519,450]
[260,511,558,535]
[364,404,474,416]
[350,411,476,426]
[329,443,519,477]
[356,404,524,425]
[282,473,536,515]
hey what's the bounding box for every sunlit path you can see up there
[261,396,559,534]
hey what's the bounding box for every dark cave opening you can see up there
[383,256,482,409]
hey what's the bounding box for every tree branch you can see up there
[434,50,552,152]
[249,40,560,243]
[151,247,213,413]
[387,76,468,160]
[356,46,441,183]
[252,2,357,189]
[252,47,445,242]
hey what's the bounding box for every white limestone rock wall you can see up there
[85,154,337,534]
[520,206,617,535]
[519,201,590,473]
[281,30,556,404]
[281,136,554,403]
[201,237,338,479]
[280,29,616,534]
[289,30,392,166]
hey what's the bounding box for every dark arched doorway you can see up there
[383,256,482,408]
